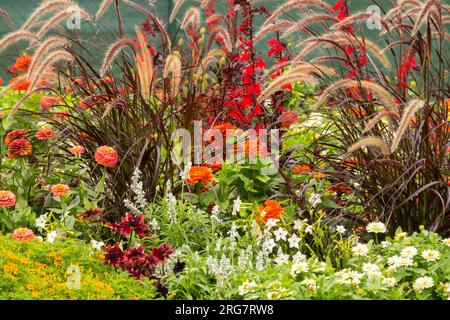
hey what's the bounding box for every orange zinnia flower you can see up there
[7,139,32,158]
[10,77,30,91]
[5,129,27,146]
[187,166,213,185]
[95,146,118,167]
[280,110,298,127]
[50,184,71,197]
[13,54,32,73]
[0,190,16,207]
[12,228,35,241]
[36,127,57,140]
[255,199,284,224]
[69,145,86,155]
[293,164,311,174]
[39,96,63,110]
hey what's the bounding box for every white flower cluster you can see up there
[124,168,147,214]
[165,192,177,224]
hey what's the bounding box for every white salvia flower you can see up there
[288,234,301,248]
[301,278,317,292]
[179,162,192,180]
[275,248,289,265]
[273,228,288,241]
[211,205,222,224]
[91,240,104,251]
[382,277,397,286]
[381,241,391,248]
[228,222,239,251]
[400,246,418,259]
[413,276,434,292]
[255,251,266,271]
[291,261,309,276]
[265,218,279,229]
[336,225,346,234]
[366,221,387,234]
[35,214,48,231]
[292,251,307,263]
[47,231,58,243]
[238,280,257,295]
[421,249,440,262]
[362,263,381,277]
[124,168,147,214]
[165,192,177,224]
[442,238,450,247]
[304,225,313,234]
[232,197,241,215]
[352,243,369,257]
[215,238,223,252]
[149,218,160,231]
[308,192,322,208]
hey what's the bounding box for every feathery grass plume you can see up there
[95,0,114,20]
[262,60,291,81]
[331,12,373,30]
[257,64,334,103]
[363,110,399,133]
[292,43,321,62]
[411,1,441,35]
[0,30,39,54]
[134,25,154,100]
[262,0,332,29]
[254,20,298,43]
[314,79,396,109]
[36,7,92,39]
[347,136,390,156]
[380,40,413,54]
[196,49,226,76]
[21,0,77,30]
[170,0,186,23]
[164,52,182,99]
[0,7,13,27]
[210,26,233,52]
[100,38,134,77]
[384,0,422,22]
[123,0,172,49]
[27,50,74,93]
[27,37,69,78]
[391,99,425,153]
[180,7,201,31]
[282,14,338,38]
[310,55,348,64]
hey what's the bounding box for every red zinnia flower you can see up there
[151,243,175,263]
[39,96,63,110]
[7,139,32,158]
[95,146,118,167]
[5,129,27,146]
[50,184,70,197]
[10,77,30,91]
[36,127,57,140]
[69,145,86,155]
[104,244,125,267]
[0,190,16,208]
[109,213,150,238]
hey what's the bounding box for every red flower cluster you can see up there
[399,48,419,88]
[108,212,150,238]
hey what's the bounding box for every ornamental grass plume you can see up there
[50,184,71,197]
[35,7,92,39]
[0,190,16,208]
[169,0,186,23]
[180,7,201,31]
[12,228,35,241]
[95,146,119,167]
[7,139,32,158]
[0,30,39,54]
[95,0,114,20]
[163,52,182,99]
[28,37,69,77]
[347,136,391,156]
[21,0,77,30]
[99,38,134,77]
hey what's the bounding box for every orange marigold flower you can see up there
[187,166,213,185]
[7,139,32,158]
[13,54,32,73]
[0,190,16,208]
[39,96,63,110]
[255,199,284,224]
[280,110,298,127]
[10,76,30,91]
[50,184,71,197]
[12,227,35,241]
[69,145,86,155]
[5,129,27,146]
[36,127,57,140]
[95,146,118,167]
[293,164,311,174]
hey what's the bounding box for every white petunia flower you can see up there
[288,234,301,248]
[400,246,418,259]
[366,221,387,234]
[421,249,440,262]
[308,192,322,208]
[304,225,313,234]
[262,238,277,253]
[292,251,307,263]
[273,228,288,241]
[293,219,307,231]
[91,240,105,251]
[336,225,346,234]
[275,248,289,265]
[413,276,434,292]
[35,214,48,231]
[47,231,58,243]
[265,218,279,229]
[232,196,242,215]
[352,243,369,257]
